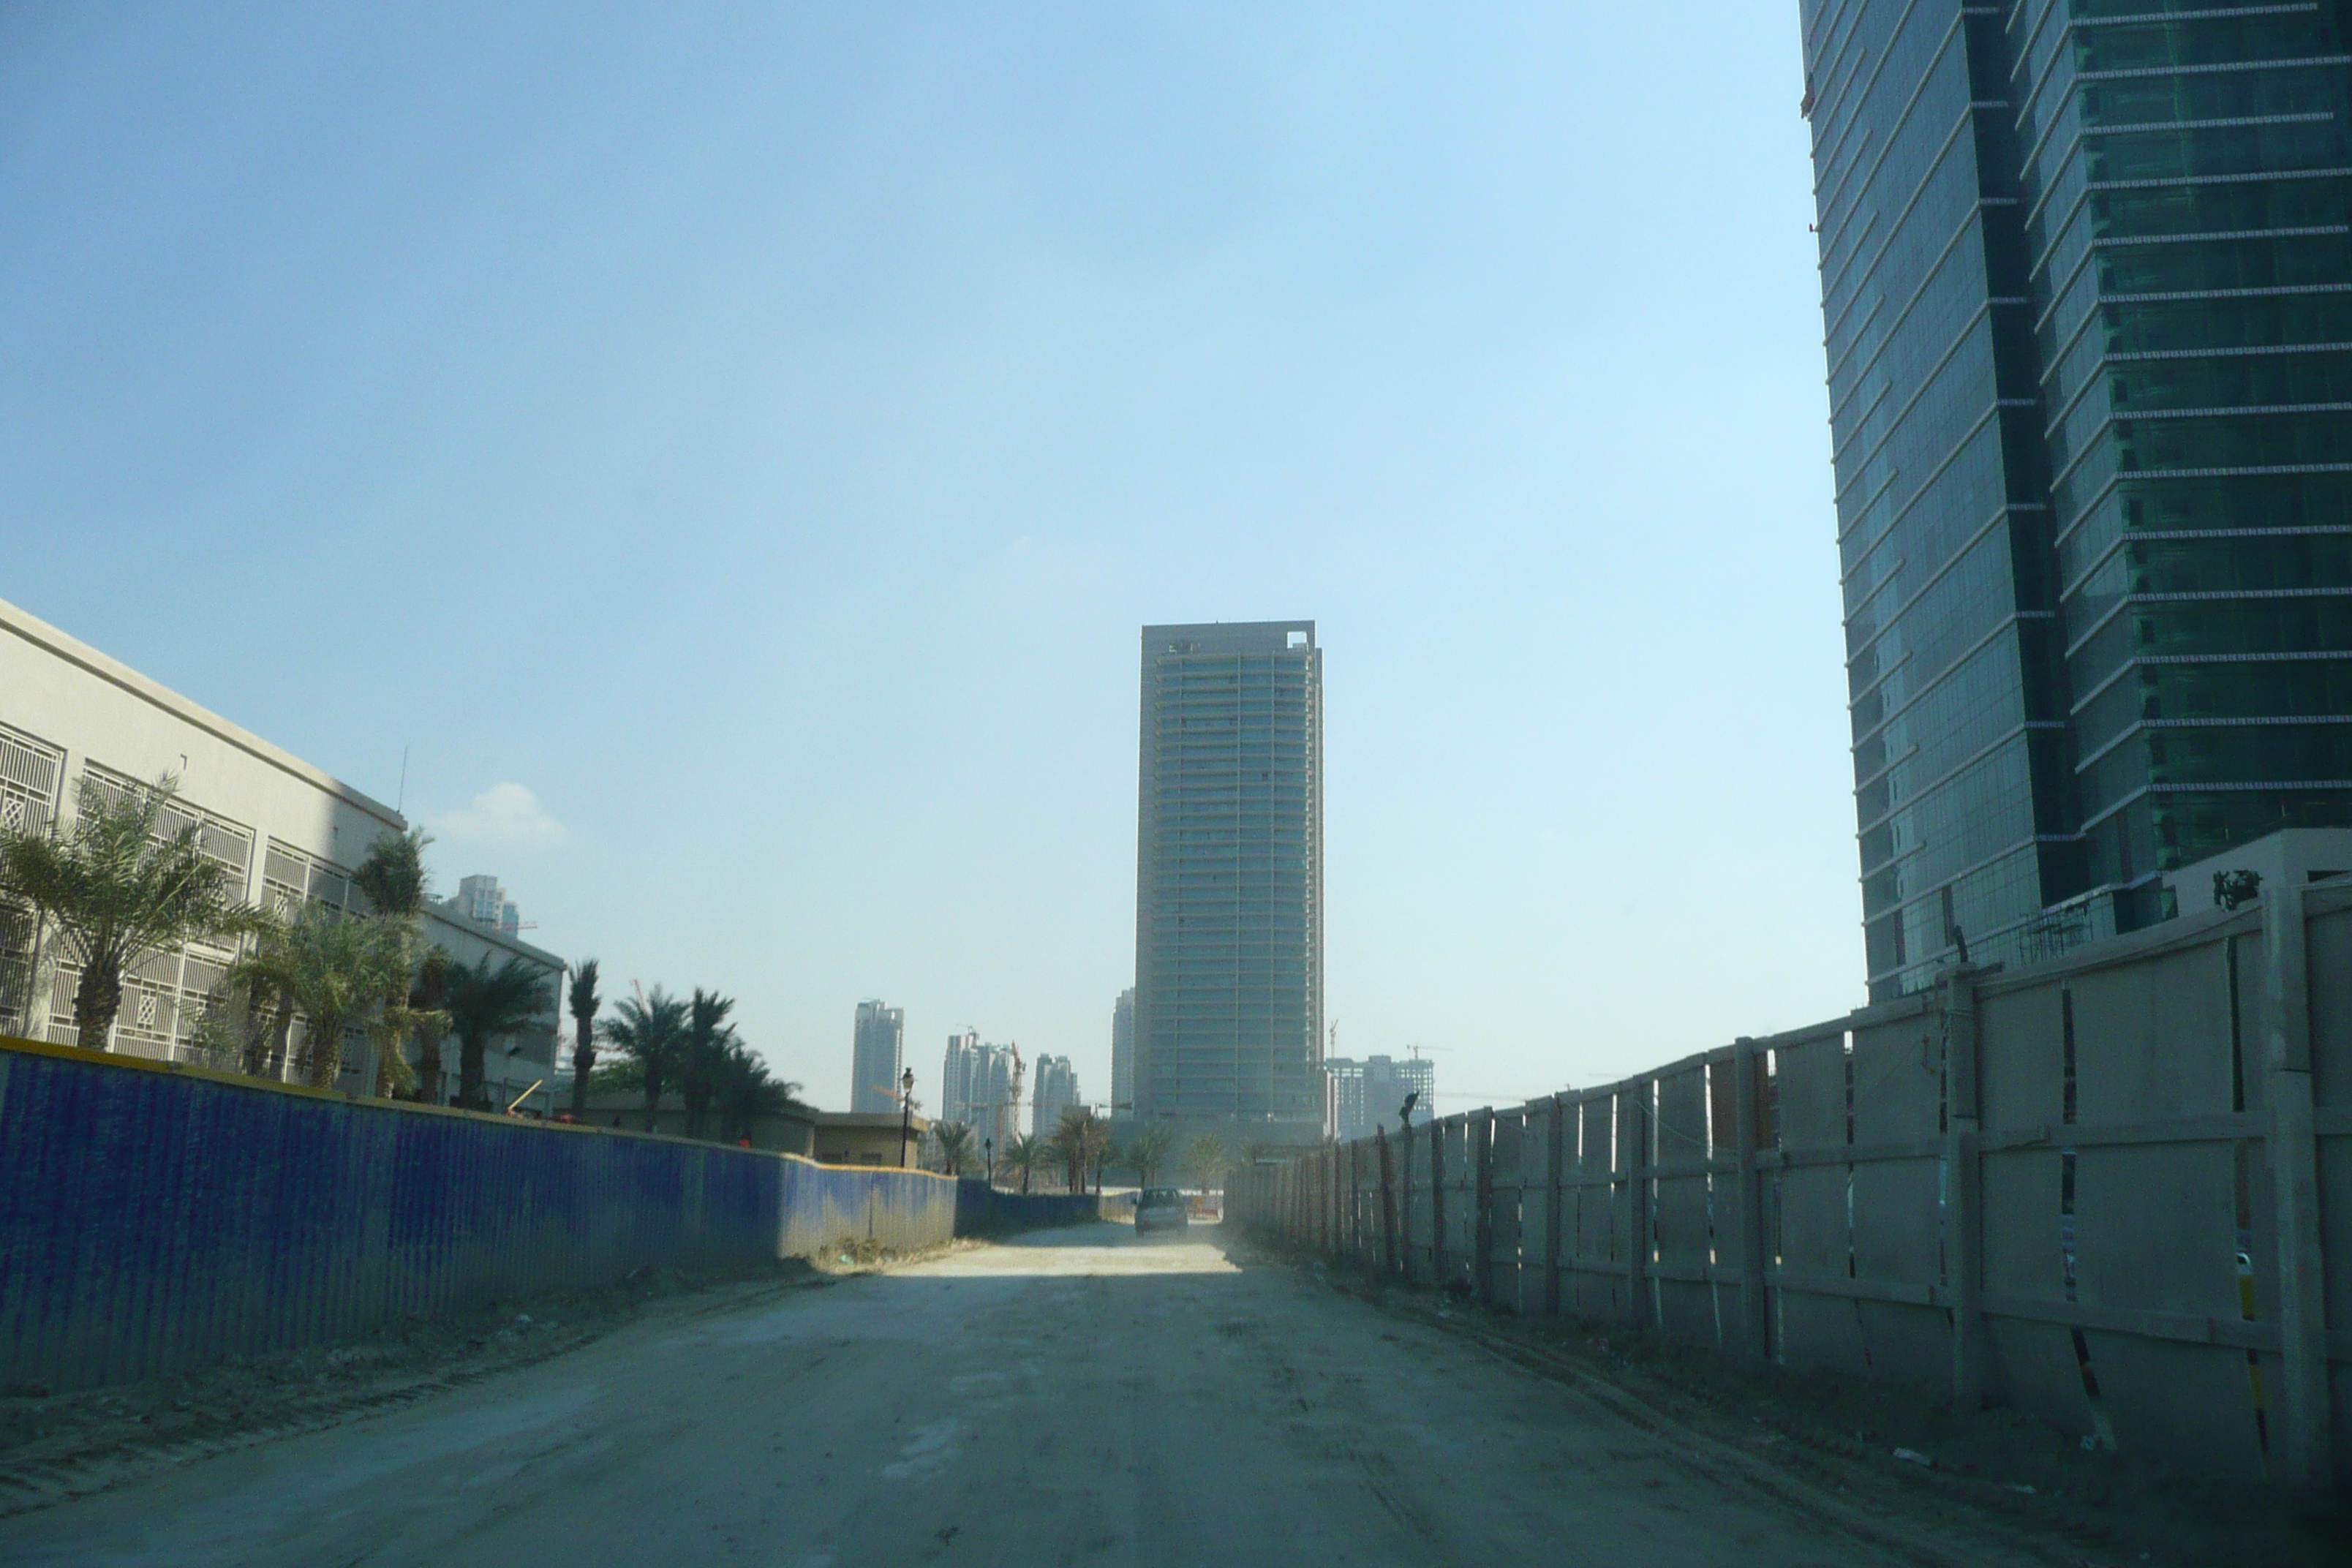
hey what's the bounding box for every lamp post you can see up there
[899,1067,916,1169]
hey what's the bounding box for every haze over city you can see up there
[0,5,1856,1112]
[7,4,2351,1562]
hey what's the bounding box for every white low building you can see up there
[0,595,562,1113]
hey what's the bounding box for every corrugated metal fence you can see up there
[1233,881,2352,1489]
[954,1181,1102,1235]
[0,1035,956,1395]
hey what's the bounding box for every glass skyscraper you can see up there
[1801,1,2352,998]
[1133,621,1324,1144]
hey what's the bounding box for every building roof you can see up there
[813,1110,930,1133]
[0,594,404,832]
[567,1087,810,1115]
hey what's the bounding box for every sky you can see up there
[0,4,1858,1115]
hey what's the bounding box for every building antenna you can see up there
[396,745,410,814]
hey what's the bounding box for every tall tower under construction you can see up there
[1132,621,1324,1145]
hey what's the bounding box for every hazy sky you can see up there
[0,4,1856,1115]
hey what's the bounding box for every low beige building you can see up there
[565,1088,818,1154]
[812,1111,929,1167]
[0,594,564,1114]
[559,1090,929,1167]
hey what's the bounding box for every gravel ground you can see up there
[0,1237,968,1520]
[1244,1237,2349,1568]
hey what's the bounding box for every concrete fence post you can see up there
[1430,1115,1448,1287]
[1732,1038,1771,1363]
[1342,1140,1355,1259]
[1398,1122,1416,1283]
[1940,970,1989,1406]
[2264,883,2336,1488]
[1331,1145,1342,1256]
[1544,1092,1567,1319]
[1619,1085,1652,1329]
[1472,1108,1496,1306]
[1377,1128,1398,1275]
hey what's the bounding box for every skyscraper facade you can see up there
[850,1000,904,1114]
[1109,987,1135,1120]
[1799,2,2352,998]
[1133,621,1324,1144]
[1031,1053,1078,1135]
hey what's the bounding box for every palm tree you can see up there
[0,772,265,1049]
[714,1041,799,1145]
[1000,1133,1048,1194]
[678,988,737,1140]
[566,958,601,1120]
[1183,1131,1231,1194]
[442,953,552,1109]
[351,828,432,1093]
[409,947,453,1101]
[603,987,688,1131]
[1050,1106,1113,1195]
[933,1119,978,1175]
[227,903,426,1090]
[1125,1125,1172,1187]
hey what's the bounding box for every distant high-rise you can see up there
[1327,1055,1434,1143]
[850,1000,904,1114]
[456,874,519,935]
[1798,2,2352,998]
[1134,621,1324,1145]
[1109,987,1134,1120]
[1031,1053,1078,1136]
[941,1030,1017,1145]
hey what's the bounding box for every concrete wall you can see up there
[0,1034,957,1396]
[1233,879,2352,1490]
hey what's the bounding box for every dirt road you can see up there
[0,1224,2073,1567]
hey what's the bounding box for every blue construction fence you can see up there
[0,1036,962,1396]
[954,1180,1102,1235]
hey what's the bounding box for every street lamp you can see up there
[899,1068,916,1169]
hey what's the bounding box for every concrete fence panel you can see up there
[1775,1029,1867,1379]
[2067,936,2265,1478]
[2302,896,2352,1487]
[1234,886,2352,1481]
[1846,1009,1949,1391]
[1488,1109,1524,1314]
[1651,1063,1714,1346]
[1570,1093,1620,1319]
[1975,976,2095,1440]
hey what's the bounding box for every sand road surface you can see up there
[0,1224,2070,1567]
